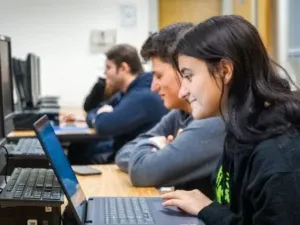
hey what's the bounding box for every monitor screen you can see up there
[0,38,14,119]
[34,116,86,224]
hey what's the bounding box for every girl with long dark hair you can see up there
[162,15,300,225]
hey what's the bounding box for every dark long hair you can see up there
[173,15,300,143]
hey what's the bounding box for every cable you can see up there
[0,145,9,184]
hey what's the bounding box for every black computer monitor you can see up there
[24,53,41,108]
[36,56,41,100]
[0,35,15,135]
[31,54,41,107]
[12,58,25,110]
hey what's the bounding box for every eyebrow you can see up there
[152,71,162,76]
[180,68,192,74]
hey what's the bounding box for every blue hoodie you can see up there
[86,72,168,151]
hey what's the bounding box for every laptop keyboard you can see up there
[7,138,44,156]
[1,168,62,201]
[104,197,154,224]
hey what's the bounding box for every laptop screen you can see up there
[34,116,86,224]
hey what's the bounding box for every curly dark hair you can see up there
[140,22,194,63]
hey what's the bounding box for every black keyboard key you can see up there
[51,194,61,200]
[42,192,52,199]
[13,191,23,199]
[23,192,32,199]
[16,185,25,191]
[45,183,52,189]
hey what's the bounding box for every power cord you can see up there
[0,145,9,184]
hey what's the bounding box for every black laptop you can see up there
[33,115,204,225]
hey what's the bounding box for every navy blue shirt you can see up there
[86,72,168,151]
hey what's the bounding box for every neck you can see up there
[121,74,136,92]
[183,104,192,113]
[180,100,192,113]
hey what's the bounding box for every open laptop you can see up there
[33,115,204,225]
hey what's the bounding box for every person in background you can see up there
[83,77,117,113]
[115,23,224,198]
[68,44,168,164]
[162,15,300,225]
[63,78,116,122]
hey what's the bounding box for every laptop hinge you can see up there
[85,198,93,224]
[80,200,91,224]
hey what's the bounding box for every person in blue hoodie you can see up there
[68,44,168,164]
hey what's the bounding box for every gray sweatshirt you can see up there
[115,110,225,192]
[116,110,192,172]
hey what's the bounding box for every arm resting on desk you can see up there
[128,118,225,187]
[89,93,163,137]
[115,110,182,173]
[86,93,121,127]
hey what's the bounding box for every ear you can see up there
[219,59,233,85]
[119,62,131,73]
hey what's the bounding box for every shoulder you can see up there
[165,109,185,119]
[250,128,300,175]
[126,88,161,103]
[188,116,225,130]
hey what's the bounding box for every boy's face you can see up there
[151,57,190,111]
[104,59,123,91]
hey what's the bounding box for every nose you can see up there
[178,83,189,99]
[151,78,159,92]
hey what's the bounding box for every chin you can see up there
[191,110,203,120]
[164,101,175,110]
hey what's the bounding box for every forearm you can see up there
[129,118,225,187]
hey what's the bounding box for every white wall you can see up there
[0,0,153,107]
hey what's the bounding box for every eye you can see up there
[182,73,193,82]
[181,69,193,82]
[154,73,162,80]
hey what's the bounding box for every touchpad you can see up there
[149,199,204,225]
[153,202,194,217]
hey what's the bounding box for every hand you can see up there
[161,189,213,216]
[151,129,184,152]
[97,105,114,114]
[149,136,168,150]
[177,128,183,136]
[62,113,76,123]
[164,129,183,143]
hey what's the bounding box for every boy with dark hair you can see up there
[115,23,225,197]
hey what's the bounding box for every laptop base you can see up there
[82,197,203,225]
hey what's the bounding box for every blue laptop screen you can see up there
[36,119,86,223]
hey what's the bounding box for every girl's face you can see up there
[178,55,231,119]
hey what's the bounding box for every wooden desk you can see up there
[77,165,160,197]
